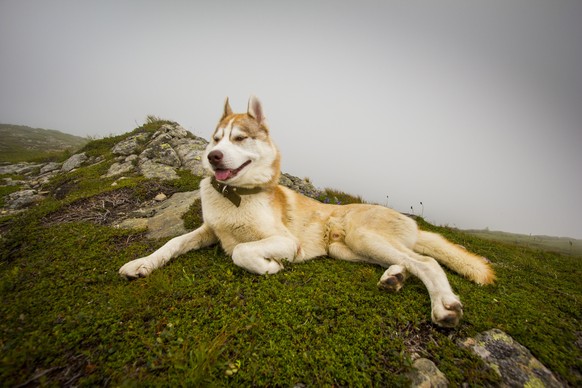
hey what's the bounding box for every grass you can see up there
[1,191,580,386]
[317,187,366,205]
[0,131,580,385]
[463,229,582,256]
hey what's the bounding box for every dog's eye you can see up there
[213,136,221,143]
[233,136,247,142]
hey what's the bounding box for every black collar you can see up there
[210,178,263,207]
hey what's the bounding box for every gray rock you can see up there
[157,123,188,139]
[105,123,211,181]
[0,162,42,175]
[280,173,322,199]
[138,159,179,180]
[172,139,208,176]
[5,189,45,209]
[459,329,561,387]
[104,161,135,178]
[117,190,200,239]
[111,134,148,156]
[36,171,59,185]
[61,153,88,172]
[2,177,27,187]
[140,142,182,167]
[406,358,449,388]
[40,162,61,174]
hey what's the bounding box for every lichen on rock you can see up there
[459,329,561,387]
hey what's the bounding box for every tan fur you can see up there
[414,231,496,285]
[119,96,495,327]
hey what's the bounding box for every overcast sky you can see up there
[1,1,581,238]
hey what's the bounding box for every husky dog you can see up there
[119,96,495,327]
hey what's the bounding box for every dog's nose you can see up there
[207,150,224,166]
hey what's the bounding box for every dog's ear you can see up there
[247,95,265,125]
[222,97,233,120]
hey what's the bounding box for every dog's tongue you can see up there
[215,169,232,181]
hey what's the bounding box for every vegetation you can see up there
[464,228,582,256]
[0,130,580,386]
[317,187,366,205]
[0,124,89,163]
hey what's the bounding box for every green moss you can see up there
[0,178,580,386]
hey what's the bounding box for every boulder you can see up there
[5,189,45,209]
[172,139,208,176]
[406,358,449,388]
[117,190,200,239]
[0,162,42,175]
[138,159,179,180]
[104,161,135,178]
[280,173,322,199]
[40,162,61,174]
[459,329,561,387]
[140,142,182,167]
[61,153,88,172]
[111,134,148,156]
[2,177,27,187]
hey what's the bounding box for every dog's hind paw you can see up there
[377,273,405,292]
[377,265,407,292]
[119,258,154,279]
[431,295,463,328]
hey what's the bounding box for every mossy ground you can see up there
[1,170,580,386]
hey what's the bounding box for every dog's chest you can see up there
[200,179,280,245]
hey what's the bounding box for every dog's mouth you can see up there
[214,160,251,181]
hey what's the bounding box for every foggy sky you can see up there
[1,1,581,238]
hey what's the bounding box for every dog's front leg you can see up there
[232,235,300,275]
[119,223,218,279]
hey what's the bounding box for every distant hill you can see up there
[463,229,582,256]
[0,124,89,162]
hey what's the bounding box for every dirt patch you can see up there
[42,181,180,227]
[401,321,445,360]
[16,353,94,388]
[43,188,142,226]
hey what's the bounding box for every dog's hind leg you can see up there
[346,232,463,327]
[119,223,218,279]
[328,240,409,291]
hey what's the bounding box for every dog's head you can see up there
[203,96,281,188]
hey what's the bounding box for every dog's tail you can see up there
[413,231,495,285]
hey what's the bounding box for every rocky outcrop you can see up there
[0,162,43,176]
[280,173,322,198]
[1,122,323,215]
[105,123,208,180]
[1,152,99,211]
[116,191,200,239]
[5,189,46,210]
[459,329,561,387]
[40,162,61,174]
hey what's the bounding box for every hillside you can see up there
[464,229,582,256]
[0,119,580,386]
[0,124,89,162]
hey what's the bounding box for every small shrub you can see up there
[317,188,365,205]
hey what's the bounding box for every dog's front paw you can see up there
[119,258,154,279]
